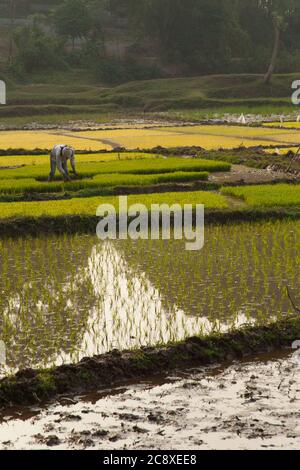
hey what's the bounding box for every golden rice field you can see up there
[263,147,299,155]
[263,121,300,129]
[0,152,159,168]
[1,124,300,151]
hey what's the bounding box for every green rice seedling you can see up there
[2,220,299,376]
[0,190,228,219]
[0,158,230,181]
[221,184,300,207]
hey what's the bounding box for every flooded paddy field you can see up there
[0,350,299,450]
[0,219,299,377]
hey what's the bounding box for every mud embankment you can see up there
[1,209,300,239]
[1,316,300,408]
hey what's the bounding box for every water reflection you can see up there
[60,242,232,364]
[0,219,299,375]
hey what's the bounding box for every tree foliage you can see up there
[7,0,300,81]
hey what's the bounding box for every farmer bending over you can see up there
[48,144,77,182]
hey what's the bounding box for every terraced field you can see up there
[222,184,300,207]
[0,191,228,219]
[0,152,230,213]
[2,124,300,151]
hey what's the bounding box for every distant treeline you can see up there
[1,0,300,83]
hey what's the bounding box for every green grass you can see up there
[221,184,300,207]
[2,73,298,124]
[0,158,230,181]
[0,171,209,195]
[0,191,228,219]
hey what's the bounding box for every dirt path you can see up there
[0,350,299,450]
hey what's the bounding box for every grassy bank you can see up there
[1,73,298,126]
[0,315,299,408]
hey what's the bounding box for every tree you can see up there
[258,0,296,83]
[52,0,93,50]
[8,0,16,65]
[12,25,63,73]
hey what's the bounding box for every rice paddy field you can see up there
[0,152,229,209]
[221,184,300,207]
[263,121,300,129]
[0,191,228,218]
[0,219,299,375]
[2,123,300,151]
[1,116,300,448]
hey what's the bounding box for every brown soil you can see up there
[209,164,300,185]
[0,349,299,450]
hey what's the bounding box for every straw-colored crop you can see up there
[0,152,162,168]
[0,131,112,151]
[263,147,299,155]
[78,125,300,149]
[263,121,300,129]
[2,124,300,151]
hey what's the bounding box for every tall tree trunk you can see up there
[264,17,280,84]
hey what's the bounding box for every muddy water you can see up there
[0,219,300,375]
[0,350,299,450]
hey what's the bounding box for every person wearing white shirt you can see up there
[48,144,77,181]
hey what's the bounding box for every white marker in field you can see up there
[297,115,300,122]
[237,113,246,125]
[0,80,6,104]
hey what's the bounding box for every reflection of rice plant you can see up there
[1,219,299,376]
[0,235,97,372]
[118,220,300,329]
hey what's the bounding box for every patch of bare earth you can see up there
[209,164,300,185]
[0,350,299,450]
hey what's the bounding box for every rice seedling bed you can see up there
[0,157,230,181]
[221,184,300,207]
[0,191,228,219]
[0,152,161,168]
[0,171,209,195]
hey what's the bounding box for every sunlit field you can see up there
[263,121,300,129]
[222,184,300,207]
[0,152,161,168]
[263,147,299,155]
[0,191,228,219]
[0,157,229,181]
[0,172,210,195]
[2,124,300,151]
